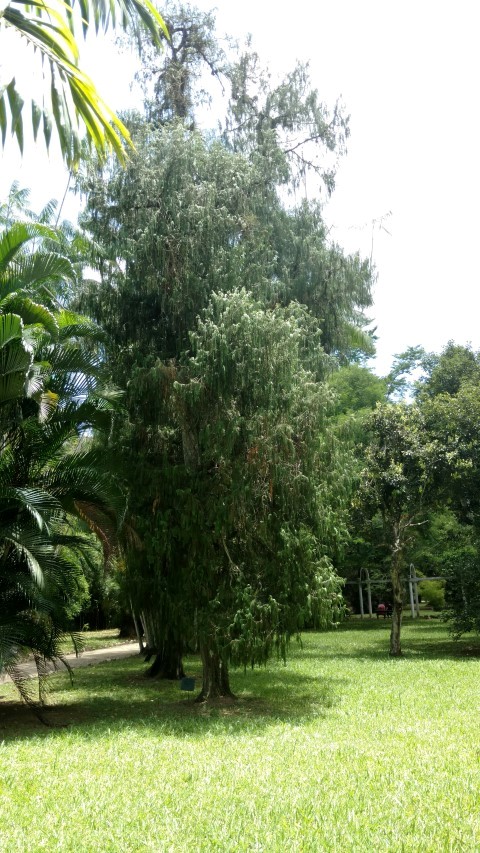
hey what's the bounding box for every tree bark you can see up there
[389,522,404,656]
[195,643,235,702]
[140,611,152,649]
[145,636,184,680]
[129,598,145,653]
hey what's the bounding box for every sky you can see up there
[1,0,480,375]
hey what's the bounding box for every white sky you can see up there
[1,0,480,375]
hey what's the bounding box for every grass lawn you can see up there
[61,628,130,653]
[1,619,480,851]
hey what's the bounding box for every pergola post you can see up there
[358,568,373,618]
[358,579,364,618]
[408,564,418,618]
[366,571,373,617]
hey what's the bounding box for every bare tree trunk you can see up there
[196,642,235,702]
[390,522,404,657]
[145,635,185,680]
[141,611,152,649]
[129,598,144,653]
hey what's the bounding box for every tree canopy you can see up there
[72,5,374,696]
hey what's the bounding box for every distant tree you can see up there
[359,404,435,655]
[419,376,480,637]
[330,364,387,416]
[419,342,480,400]
[442,535,480,637]
[387,345,429,400]
[388,342,480,401]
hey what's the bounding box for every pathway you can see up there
[0,642,141,685]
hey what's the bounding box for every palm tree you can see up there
[0,216,124,709]
[0,0,168,167]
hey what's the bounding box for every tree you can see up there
[383,342,480,639]
[133,2,226,127]
[171,290,347,699]
[419,342,480,400]
[0,214,124,706]
[0,0,167,166]
[78,121,371,680]
[388,342,480,401]
[76,12,373,696]
[387,345,430,400]
[329,364,387,416]
[419,372,480,637]
[359,404,435,655]
[223,48,349,195]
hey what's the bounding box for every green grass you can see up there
[1,620,480,851]
[66,628,128,652]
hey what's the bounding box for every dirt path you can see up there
[0,642,141,685]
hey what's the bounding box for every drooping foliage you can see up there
[173,291,347,696]
[74,6,376,696]
[223,46,349,195]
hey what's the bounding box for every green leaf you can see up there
[1,296,59,337]
[0,335,32,377]
[0,222,59,273]
[31,100,42,140]
[0,93,7,146]
[43,108,52,149]
[6,79,24,133]
[0,312,23,348]
[0,0,168,167]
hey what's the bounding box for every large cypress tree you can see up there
[77,6,374,695]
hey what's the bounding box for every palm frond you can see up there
[0,295,59,336]
[1,0,168,167]
[1,252,75,296]
[0,222,59,273]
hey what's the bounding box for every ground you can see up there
[1,619,479,851]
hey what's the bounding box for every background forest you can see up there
[2,3,480,706]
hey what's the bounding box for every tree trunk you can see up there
[141,611,152,649]
[389,523,404,657]
[196,643,235,702]
[145,636,184,680]
[129,598,144,653]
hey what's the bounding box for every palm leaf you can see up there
[4,534,45,586]
[1,0,168,167]
[56,309,105,341]
[0,319,33,405]
[0,222,59,273]
[1,252,75,295]
[11,487,63,529]
[0,295,59,336]
[0,311,23,347]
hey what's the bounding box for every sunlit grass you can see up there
[64,628,127,652]
[1,621,480,851]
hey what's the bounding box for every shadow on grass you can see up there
[3,621,478,739]
[0,655,343,741]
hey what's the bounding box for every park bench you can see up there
[376,605,392,619]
